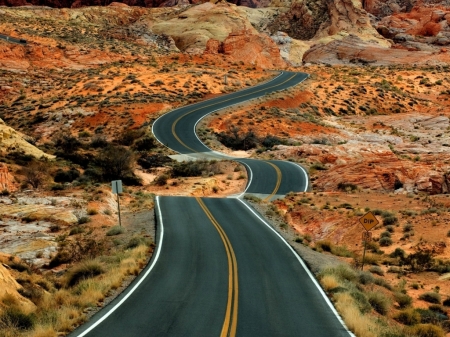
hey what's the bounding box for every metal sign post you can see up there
[111,180,123,227]
[359,211,379,270]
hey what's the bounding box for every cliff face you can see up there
[0,0,266,7]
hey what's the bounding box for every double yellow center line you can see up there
[196,198,238,337]
[262,161,282,202]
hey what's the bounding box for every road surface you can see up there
[70,71,353,337]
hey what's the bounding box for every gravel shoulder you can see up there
[246,198,345,275]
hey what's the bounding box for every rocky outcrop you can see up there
[0,164,17,193]
[0,262,35,312]
[376,6,450,50]
[0,119,54,159]
[303,34,450,65]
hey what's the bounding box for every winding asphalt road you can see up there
[70,72,354,337]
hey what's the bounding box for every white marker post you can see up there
[111,180,123,227]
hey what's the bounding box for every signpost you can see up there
[111,180,123,227]
[359,211,379,270]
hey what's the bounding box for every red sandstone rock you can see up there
[0,164,17,193]
[221,30,286,68]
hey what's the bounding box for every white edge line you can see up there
[74,196,165,337]
[288,161,310,192]
[235,160,253,198]
[236,198,356,337]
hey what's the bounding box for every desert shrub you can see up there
[171,159,221,177]
[78,216,91,225]
[96,145,135,181]
[90,135,109,148]
[369,266,384,276]
[53,134,81,153]
[419,292,441,304]
[261,135,286,148]
[87,208,98,215]
[321,264,358,283]
[216,127,258,150]
[132,136,156,151]
[380,231,391,238]
[379,237,393,246]
[337,182,358,192]
[69,226,84,236]
[385,225,394,233]
[0,308,34,330]
[415,308,447,324]
[154,174,169,186]
[126,237,150,249]
[7,261,30,273]
[106,226,125,236]
[383,216,398,226]
[49,250,72,268]
[443,298,450,307]
[394,292,413,308]
[429,305,447,316]
[408,324,445,337]
[66,260,105,287]
[404,223,414,232]
[117,129,145,146]
[374,277,393,290]
[138,154,173,169]
[49,239,105,268]
[331,245,354,257]
[350,289,372,314]
[315,240,332,252]
[390,248,406,259]
[367,292,390,315]
[394,308,420,325]
[358,271,374,285]
[405,250,435,272]
[54,168,80,183]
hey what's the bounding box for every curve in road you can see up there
[152,71,310,199]
[70,71,355,337]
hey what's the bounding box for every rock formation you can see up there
[0,260,35,312]
[0,119,54,159]
[0,164,17,193]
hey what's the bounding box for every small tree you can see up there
[96,145,134,181]
[22,161,48,189]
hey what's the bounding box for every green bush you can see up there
[394,308,420,325]
[394,292,412,308]
[126,237,150,249]
[350,289,372,314]
[154,174,168,186]
[66,261,105,287]
[367,291,391,315]
[78,216,91,225]
[106,226,125,236]
[380,231,391,238]
[408,324,444,337]
[379,237,393,246]
[369,266,384,276]
[419,292,441,304]
[69,226,84,236]
[383,216,398,226]
[358,271,375,285]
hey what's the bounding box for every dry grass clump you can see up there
[319,265,403,336]
[2,243,150,336]
[319,263,450,337]
[314,240,353,258]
